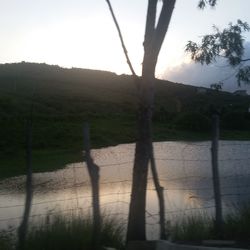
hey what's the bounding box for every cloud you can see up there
[162,42,250,94]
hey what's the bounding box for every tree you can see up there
[185,17,250,237]
[126,0,176,241]
[186,20,250,85]
[210,81,223,91]
[126,0,222,242]
[105,0,178,240]
[106,0,247,242]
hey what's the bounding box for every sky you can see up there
[1,0,250,91]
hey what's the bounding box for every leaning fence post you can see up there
[17,118,33,250]
[83,123,101,249]
[211,113,223,236]
[149,143,166,240]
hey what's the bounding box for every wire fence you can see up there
[1,141,250,238]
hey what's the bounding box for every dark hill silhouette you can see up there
[0,62,250,157]
[1,62,250,178]
[1,62,249,111]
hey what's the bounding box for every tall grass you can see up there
[0,230,14,250]
[169,213,213,244]
[223,204,250,242]
[1,205,250,249]
[0,213,125,250]
[170,204,250,246]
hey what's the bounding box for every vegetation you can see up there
[1,62,250,178]
[0,214,125,250]
[186,19,250,85]
[170,204,250,248]
[1,205,250,249]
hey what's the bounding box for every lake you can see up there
[1,141,250,239]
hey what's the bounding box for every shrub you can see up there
[173,112,211,132]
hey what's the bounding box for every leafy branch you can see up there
[185,20,250,85]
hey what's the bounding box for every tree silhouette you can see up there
[106,0,248,242]
[126,0,220,241]
[186,20,250,85]
[210,82,223,91]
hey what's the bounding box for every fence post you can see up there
[17,119,33,250]
[149,144,166,240]
[211,113,223,236]
[83,123,101,249]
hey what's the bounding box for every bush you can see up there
[221,112,250,130]
[173,112,211,132]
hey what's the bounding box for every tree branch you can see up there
[153,0,176,58]
[241,58,250,62]
[144,0,157,52]
[105,0,137,77]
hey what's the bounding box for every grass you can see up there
[1,206,250,249]
[169,213,213,244]
[0,213,125,250]
[1,63,250,179]
[0,149,83,180]
[170,204,250,248]
[0,230,14,250]
[1,125,250,180]
[222,204,250,243]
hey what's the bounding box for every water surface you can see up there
[1,141,250,238]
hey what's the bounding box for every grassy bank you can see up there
[1,125,250,180]
[0,214,125,250]
[0,149,83,180]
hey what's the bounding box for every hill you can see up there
[1,62,250,177]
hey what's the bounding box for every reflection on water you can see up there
[0,141,250,239]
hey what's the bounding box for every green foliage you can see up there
[223,204,250,242]
[25,214,124,250]
[198,0,217,9]
[170,213,213,243]
[0,62,250,177]
[0,150,83,180]
[173,112,211,132]
[210,82,223,91]
[186,20,249,65]
[221,111,250,130]
[0,214,125,250]
[0,230,13,250]
[237,65,250,86]
[152,107,176,123]
[186,20,250,85]
[170,205,250,246]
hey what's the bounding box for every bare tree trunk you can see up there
[83,124,101,250]
[211,114,223,236]
[105,0,176,242]
[17,119,33,250]
[126,0,176,242]
[150,146,166,240]
[127,97,153,241]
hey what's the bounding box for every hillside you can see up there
[1,62,250,177]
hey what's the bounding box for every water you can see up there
[1,141,250,238]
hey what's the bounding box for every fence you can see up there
[1,141,250,239]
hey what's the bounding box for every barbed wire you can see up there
[1,142,250,234]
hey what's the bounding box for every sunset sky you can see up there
[1,0,250,87]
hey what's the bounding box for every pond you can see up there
[0,141,250,239]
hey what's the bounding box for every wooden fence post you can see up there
[17,119,33,250]
[211,113,223,236]
[83,123,101,249]
[149,144,166,240]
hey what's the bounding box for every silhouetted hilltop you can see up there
[1,61,250,115]
[0,62,250,156]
